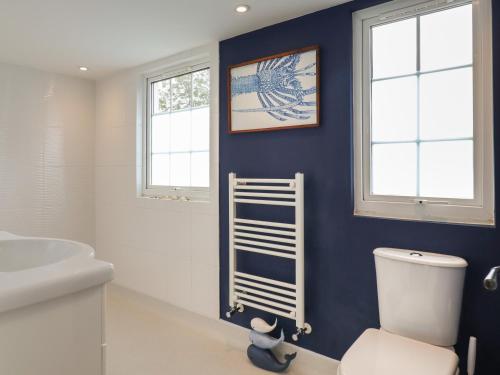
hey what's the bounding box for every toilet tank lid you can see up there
[374,248,467,268]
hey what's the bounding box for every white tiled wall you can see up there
[0,50,219,319]
[95,45,220,319]
[0,63,95,245]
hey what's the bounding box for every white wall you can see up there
[0,63,95,245]
[95,45,219,319]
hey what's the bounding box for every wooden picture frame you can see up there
[228,45,320,133]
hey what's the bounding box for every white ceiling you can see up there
[0,0,350,80]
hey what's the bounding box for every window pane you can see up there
[170,111,191,152]
[170,153,190,187]
[171,74,191,111]
[148,68,210,191]
[151,154,170,186]
[372,143,417,196]
[420,68,473,140]
[420,5,472,71]
[192,69,210,108]
[151,113,170,153]
[191,152,209,187]
[420,140,473,199]
[372,18,417,79]
[153,80,170,114]
[191,107,209,151]
[372,77,417,142]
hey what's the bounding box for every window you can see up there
[144,65,210,200]
[353,0,494,225]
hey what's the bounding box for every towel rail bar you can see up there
[234,238,296,252]
[234,245,296,259]
[234,225,295,237]
[234,278,297,297]
[234,198,296,207]
[234,285,297,305]
[235,292,296,312]
[235,178,294,184]
[234,192,295,199]
[234,231,297,245]
[228,173,311,339]
[235,185,295,191]
[235,271,296,290]
[234,218,295,229]
[235,299,295,319]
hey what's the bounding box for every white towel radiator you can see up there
[226,172,312,341]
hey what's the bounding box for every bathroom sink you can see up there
[0,231,113,313]
[0,239,93,272]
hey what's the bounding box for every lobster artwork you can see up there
[230,47,318,125]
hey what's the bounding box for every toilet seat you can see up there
[338,328,459,375]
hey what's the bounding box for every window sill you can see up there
[354,201,495,227]
[139,194,211,204]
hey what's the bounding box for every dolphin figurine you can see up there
[247,344,297,373]
[250,317,277,333]
[250,329,285,350]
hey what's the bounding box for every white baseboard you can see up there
[108,284,339,375]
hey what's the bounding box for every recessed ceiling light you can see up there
[235,4,250,13]
[79,66,88,72]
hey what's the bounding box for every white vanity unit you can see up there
[0,232,114,375]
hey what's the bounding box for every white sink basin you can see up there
[0,231,113,313]
[0,238,93,272]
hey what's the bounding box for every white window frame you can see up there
[353,0,494,226]
[142,57,211,201]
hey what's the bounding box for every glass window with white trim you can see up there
[353,0,494,225]
[145,67,210,199]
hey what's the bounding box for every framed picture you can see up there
[228,45,320,133]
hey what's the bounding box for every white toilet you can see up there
[338,247,467,375]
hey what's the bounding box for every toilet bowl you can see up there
[337,248,467,375]
[337,329,459,375]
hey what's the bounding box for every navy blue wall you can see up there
[219,0,500,373]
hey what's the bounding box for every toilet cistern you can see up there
[484,266,500,291]
[337,248,468,375]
